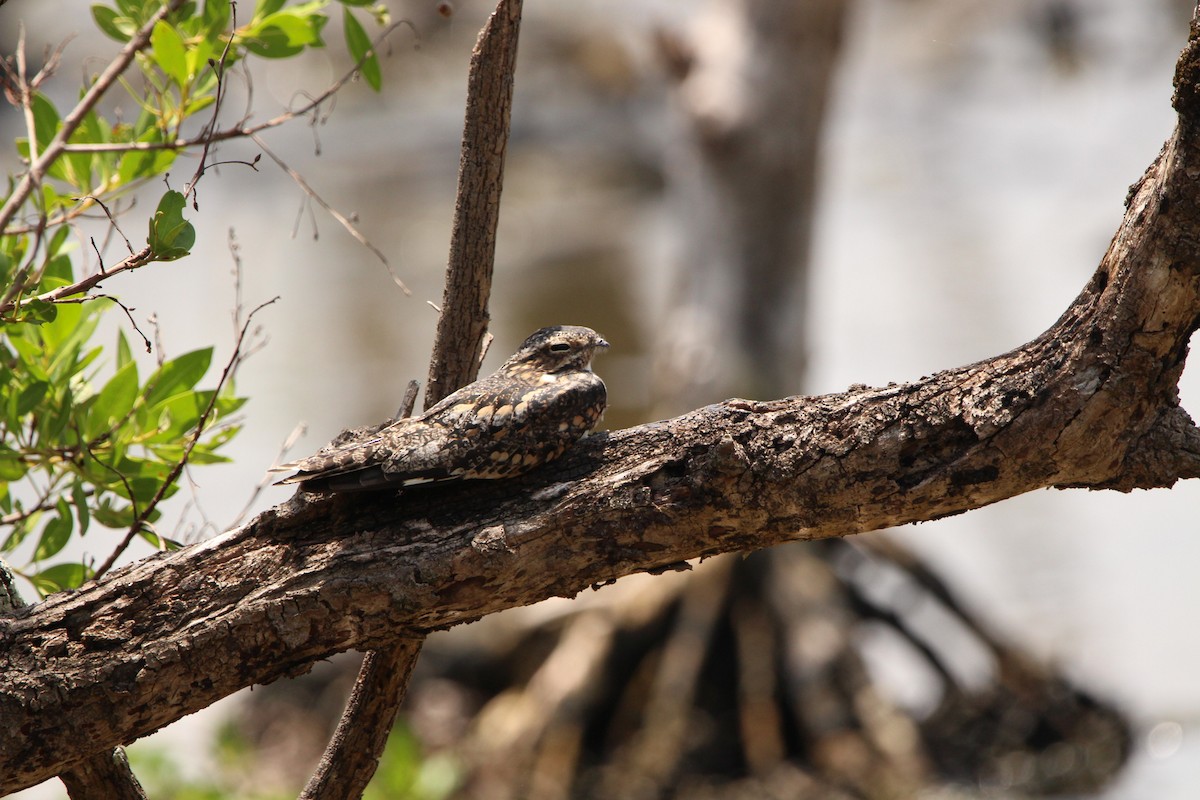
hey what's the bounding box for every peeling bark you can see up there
[4,7,1200,796]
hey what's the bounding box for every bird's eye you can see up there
[549,342,571,353]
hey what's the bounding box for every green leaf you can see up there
[244,4,329,58]
[46,225,71,258]
[115,0,144,18]
[22,300,58,325]
[94,499,135,528]
[86,360,139,440]
[33,502,74,561]
[14,381,49,417]
[7,335,50,380]
[144,347,213,408]
[146,190,196,260]
[342,8,380,91]
[31,562,91,595]
[184,449,233,465]
[92,5,134,42]
[182,94,217,117]
[1,515,35,554]
[184,35,215,85]
[203,0,231,33]
[39,297,101,352]
[255,0,288,18]
[145,389,209,442]
[43,254,73,284]
[138,528,181,550]
[29,93,61,156]
[116,328,133,370]
[114,121,178,187]
[151,20,189,85]
[0,445,27,481]
[72,479,91,535]
[171,1,198,24]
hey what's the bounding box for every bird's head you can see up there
[505,325,610,374]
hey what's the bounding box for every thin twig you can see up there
[79,195,136,256]
[229,424,306,529]
[29,36,73,91]
[92,297,280,579]
[425,0,524,406]
[182,2,238,208]
[95,294,152,353]
[0,246,156,316]
[251,133,410,294]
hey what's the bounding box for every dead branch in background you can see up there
[425,0,524,406]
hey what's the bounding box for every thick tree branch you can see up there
[1,564,146,799]
[4,5,1200,795]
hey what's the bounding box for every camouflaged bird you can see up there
[273,325,609,493]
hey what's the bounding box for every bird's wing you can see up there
[271,415,455,486]
[272,369,605,493]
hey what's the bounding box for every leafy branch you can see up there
[1,0,403,601]
[93,296,278,579]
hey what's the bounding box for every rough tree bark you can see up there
[5,7,1200,796]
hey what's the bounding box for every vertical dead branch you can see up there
[425,0,524,406]
[59,752,148,800]
[298,640,425,800]
[301,2,524,797]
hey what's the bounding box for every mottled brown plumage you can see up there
[273,326,609,493]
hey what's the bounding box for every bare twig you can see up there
[92,297,279,579]
[80,195,136,256]
[251,133,409,294]
[229,424,306,529]
[95,294,152,353]
[15,28,44,207]
[425,0,524,406]
[299,639,427,800]
[396,379,420,419]
[3,194,131,238]
[0,246,156,316]
[182,3,238,208]
[29,36,73,91]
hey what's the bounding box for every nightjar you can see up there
[273,325,609,493]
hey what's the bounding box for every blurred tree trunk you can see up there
[654,0,844,408]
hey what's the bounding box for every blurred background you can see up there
[3,0,1199,797]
